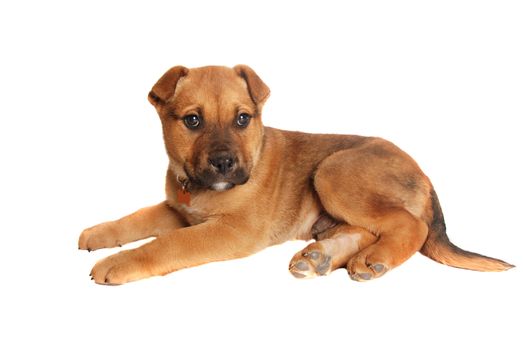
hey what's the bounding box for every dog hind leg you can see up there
[313,139,431,281]
[346,209,428,281]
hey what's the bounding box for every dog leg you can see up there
[347,209,428,281]
[78,201,187,251]
[313,139,431,281]
[289,224,377,279]
[90,218,266,285]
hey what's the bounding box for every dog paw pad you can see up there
[290,271,308,279]
[348,259,389,282]
[350,272,371,281]
[315,256,332,275]
[289,248,333,279]
[295,261,310,271]
[305,251,320,260]
[372,263,385,273]
[358,272,372,280]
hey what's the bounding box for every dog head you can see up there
[148,65,270,191]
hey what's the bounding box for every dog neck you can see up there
[166,157,194,192]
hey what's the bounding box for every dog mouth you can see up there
[185,164,250,192]
[205,169,250,191]
[210,182,235,192]
[204,174,249,192]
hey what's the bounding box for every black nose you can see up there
[209,152,235,175]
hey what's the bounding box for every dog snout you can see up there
[209,151,236,175]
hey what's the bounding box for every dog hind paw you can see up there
[289,246,333,279]
[347,251,389,282]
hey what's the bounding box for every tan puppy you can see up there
[79,65,513,285]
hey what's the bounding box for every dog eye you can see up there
[236,113,251,128]
[183,115,202,130]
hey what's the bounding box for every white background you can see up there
[1,1,522,349]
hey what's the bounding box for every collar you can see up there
[176,175,191,193]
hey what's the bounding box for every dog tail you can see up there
[419,188,514,272]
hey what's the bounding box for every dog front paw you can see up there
[90,249,151,285]
[78,222,122,251]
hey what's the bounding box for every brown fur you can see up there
[79,65,513,285]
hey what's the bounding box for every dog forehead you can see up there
[175,66,248,100]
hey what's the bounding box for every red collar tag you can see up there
[176,175,191,206]
[177,189,191,206]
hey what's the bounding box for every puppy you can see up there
[79,65,513,285]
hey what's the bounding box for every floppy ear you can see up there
[234,65,270,106]
[148,65,189,107]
